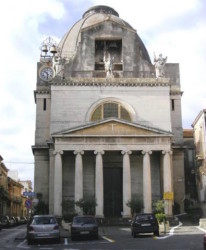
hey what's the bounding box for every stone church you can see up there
[32,5,185,218]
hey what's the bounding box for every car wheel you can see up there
[27,239,33,245]
[132,230,136,238]
[94,234,99,240]
[71,235,76,241]
[154,231,159,237]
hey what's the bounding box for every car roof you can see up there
[74,215,95,218]
[33,215,56,218]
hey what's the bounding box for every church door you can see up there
[103,167,123,217]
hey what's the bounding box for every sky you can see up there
[0,0,205,186]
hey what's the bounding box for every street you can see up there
[0,222,205,250]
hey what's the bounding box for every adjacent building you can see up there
[192,109,206,215]
[32,5,185,218]
[0,155,33,217]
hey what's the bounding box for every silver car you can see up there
[27,215,60,244]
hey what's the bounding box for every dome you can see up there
[58,5,137,60]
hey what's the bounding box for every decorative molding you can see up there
[121,150,132,155]
[142,150,152,155]
[34,90,50,95]
[162,150,173,155]
[74,150,84,155]
[51,77,170,87]
[53,150,63,155]
[94,150,105,155]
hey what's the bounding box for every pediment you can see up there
[52,119,172,137]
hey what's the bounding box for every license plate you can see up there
[37,233,49,236]
[141,223,151,226]
[80,231,89,234]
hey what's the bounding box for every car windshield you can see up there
[135,214,155,221]
[73,217,95,224]
[31,217,56,225]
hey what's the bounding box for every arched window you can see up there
[91,102,131,122]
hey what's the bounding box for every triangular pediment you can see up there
[52,118,172,137]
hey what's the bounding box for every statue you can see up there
[103,52,114,78]
[52,55,65,77]
[154,53,167,78]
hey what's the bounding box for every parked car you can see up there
[26,215,60,245]
[131,213,159,237]
[9,217,17,226]
[1,216,11,228]
[20,216,27,224]
[15,217,21,225]
[71,215,99,240]
[0,220,2,230]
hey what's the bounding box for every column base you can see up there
[95,214,104,219]
[122,214,131,219]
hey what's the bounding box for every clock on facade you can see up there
[39,66,55,81]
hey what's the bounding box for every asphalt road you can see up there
[0,222,205,250]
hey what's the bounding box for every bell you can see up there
[41,45,48,53]
[50,45,57,54]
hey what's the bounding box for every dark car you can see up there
[131,213,159,237]
[9,217,17,226]
[1,216,11,228]
[26,215,60,245]
[71,215,99,240]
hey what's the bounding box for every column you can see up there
[121,150,132,218]
[49,148,55,214]
[94,150,104,218]
[142,150,152,213]
[53,150,63,217]
[74,150,84,214]
[162,150,173,216]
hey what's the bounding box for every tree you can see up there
[33,200,49,215]
[75,196,97,215]
[126,195,142,217]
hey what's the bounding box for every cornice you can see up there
[34,90,50,95]
[51,77,170,87]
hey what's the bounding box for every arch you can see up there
[85,97,136,122]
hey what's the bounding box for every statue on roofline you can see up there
[154,53,167,78]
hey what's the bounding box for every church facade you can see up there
[32,5,185,218]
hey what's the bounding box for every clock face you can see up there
[39,66,54,81]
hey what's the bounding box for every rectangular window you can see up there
[95,39,122,71]
[43,98,46,111]
[171,99,175,111]
[104,103,118,118]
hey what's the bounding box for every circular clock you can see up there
[39,66,55,81]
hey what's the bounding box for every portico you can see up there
[50,119,173,218]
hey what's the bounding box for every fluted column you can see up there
[74,150,84,214]
[162,150,173,216]
[53,150,63,217]
[142,150,152,213]
[94,150,104,218]
[49,148,55,214]
[121,150,132,218]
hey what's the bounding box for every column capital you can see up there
[53,150,63,155]
[162,150,173,155]
[121,150,132,155]
[94,150,105,155]
[141,150,152,155]
[74,150,84,155]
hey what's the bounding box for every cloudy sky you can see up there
[0,0,205,186]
